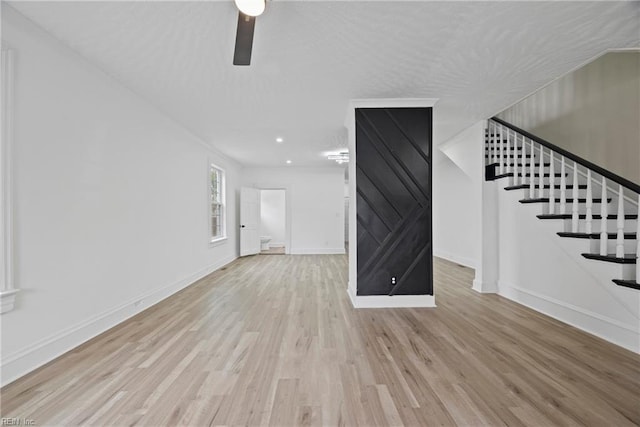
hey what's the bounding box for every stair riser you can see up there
[504,187,637,212]
[561,238,636,280]
[561,219,638,233]
[540,205,612,216]
[588,240,637,255]
[514,188,593,198]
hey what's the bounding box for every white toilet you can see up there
[260,236,272,251]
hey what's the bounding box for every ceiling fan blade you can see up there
[233,12,255,66]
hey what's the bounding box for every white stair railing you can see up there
[529,140,536,199]
[560,157,567,215]
[616,185,625,258]
[514,134,521,187]
[572,162,579,233]
[549,152,555,214]
[538,145,544,199]
[585,170,593,234]
[498,124,504,175]
[599,177,608,255]
[636,194,640,280]
[486,118,639,285]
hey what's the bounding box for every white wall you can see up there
[440,119,639,351]
[242,167,345,254]
[497,51,640,185]
[0,6,240,385]
[495,184,639,353]
[260,189,285,246]
[433,122,484,269]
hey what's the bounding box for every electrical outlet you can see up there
[391,276,396,285]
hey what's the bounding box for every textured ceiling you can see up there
[6,1,640,167]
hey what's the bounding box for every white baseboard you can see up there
[472,279,498,294]
[433,250,477,269]
[498,280,639,354]
[0,255,237,387]
[347,287,436,308]
[0,289,19,314]
[290,247,346,255]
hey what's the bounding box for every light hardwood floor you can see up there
[1,255,639,426]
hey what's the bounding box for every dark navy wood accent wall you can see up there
[355,107,433,296]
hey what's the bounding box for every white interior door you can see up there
[240,187,261,256]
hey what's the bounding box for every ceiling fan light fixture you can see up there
[234,0,265,17]
[327,152,349,164]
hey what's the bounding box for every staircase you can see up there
[485,118,639,290]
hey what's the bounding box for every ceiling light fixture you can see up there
[327,152,349,164]
[286,160,292,164]
[234,0,265,17]
[276,137,283,143]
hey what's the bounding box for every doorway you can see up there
[259,189,286,255]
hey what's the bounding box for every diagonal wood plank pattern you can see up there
[1,255,639,426]
[356,107,432,296]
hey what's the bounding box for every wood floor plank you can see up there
[2,254,639,426]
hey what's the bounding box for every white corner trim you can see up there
[1,48,16,313]
[0,255,237,387]
[347,288,436,309]
[472,279,498,294]
[498,280,639,353]
[290,248,345,255]
[0,289,19,314]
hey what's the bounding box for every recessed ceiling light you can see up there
[276,137,283,143]
[286,160,292,164]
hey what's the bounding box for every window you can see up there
[210,164,226,242]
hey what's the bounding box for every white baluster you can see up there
[507,129,518,185]
[599,177,608,256]
[512,132,520,185]
[549,152,555,214]
[498,125,504,175]
[635,194,639,279]
[489,122,498,164]
[515,134,521,186]
[585,170,593,234]
[507,130,512,184]
[616,185,625,258]
[560,157,567,215]
[572,162,579,232]
[529,140,536,199]
[537,145,544,199]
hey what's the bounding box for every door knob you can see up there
[241,225,245,228]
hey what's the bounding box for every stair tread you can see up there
[505,184,588,190]
[581,253,637,264]
[537,214,639,220]
[612,279,640,290]
[558,232,636,239]
[519,198,612,204]
[486,146,522,150]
